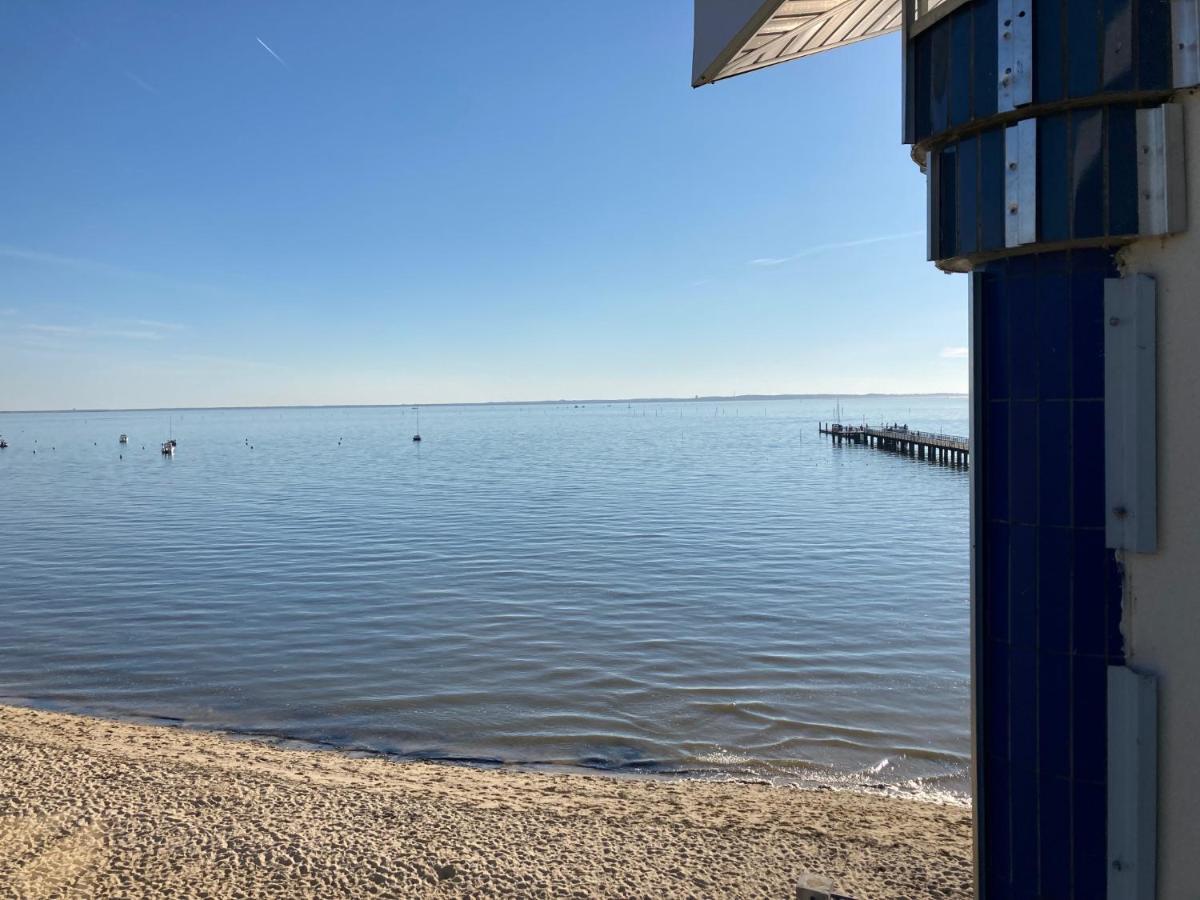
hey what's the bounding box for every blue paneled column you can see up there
[972,250,1126,896]
[903,0,1180,893]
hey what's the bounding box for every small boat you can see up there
[161,439,176,456]
[119,434,128,444]
[0,438,8,449]
[412,407,422,442]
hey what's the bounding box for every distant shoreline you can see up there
[0,392,968,415]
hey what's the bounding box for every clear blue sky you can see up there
[1,1,966,410]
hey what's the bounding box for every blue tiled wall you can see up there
[905,0,1173,146]
[975,248,1125,899]
[928,104,1144,261]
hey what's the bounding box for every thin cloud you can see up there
[25,321,173,341]
[256,37,289,69]
[749,230,924,267]
[26,324,84,336]
[0,243,222,297]
[0,307,17,316]
[122,318,185,332]
[0,244,156,280]
[123,70,158,94]
[940,346,969,359]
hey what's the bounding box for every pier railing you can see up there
[818,422,970,464]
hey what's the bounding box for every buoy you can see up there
[412,435,421,442]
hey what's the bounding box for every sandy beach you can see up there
[0,704,971,899]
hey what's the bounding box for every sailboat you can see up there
[412,406,421,442]
[162,417,177,455]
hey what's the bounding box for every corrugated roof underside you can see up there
[714,0,900,81]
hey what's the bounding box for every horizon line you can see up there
[0,391,968,415]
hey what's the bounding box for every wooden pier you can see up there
[819,422,969,467]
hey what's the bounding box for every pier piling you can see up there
[818,422,968,468]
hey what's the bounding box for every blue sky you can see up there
[1,1,966,410]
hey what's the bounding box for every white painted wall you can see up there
[1116,86,1200,900]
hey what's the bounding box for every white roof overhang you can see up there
[692,0,901,86]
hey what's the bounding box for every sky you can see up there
[0,1,967,411]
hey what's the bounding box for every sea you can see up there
[0,397,970,798]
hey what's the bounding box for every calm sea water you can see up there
[0,398,970,795]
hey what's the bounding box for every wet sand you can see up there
[0,705,971,898]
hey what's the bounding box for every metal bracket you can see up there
[998,0,1032,111]
[1104,275,1158,553]
[1107,666,1158,900]
[1174,0,1200,88]
[1137,104,1188,237]
[1004,119,1036,247]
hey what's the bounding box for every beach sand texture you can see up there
[0,705,971,899]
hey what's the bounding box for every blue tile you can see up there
[1072,655,1107,783]
[986,639,1011,754]
[1070,109,1105,240]
[939,144,958,259]
[973,0,998,118]
[984,267,1009,399]
[1038,114,1070,244]
[1035,0,1065,103]
[929,18,951,134]
[1011,524,1037,647]
[950,12,972,127]
[958,136,978,255]
[914,36,932,141]
[1011,403,1038,523]
[1102,0,1134,90]
[1010,253,1038,279]
[1136,0,1171,89]
[1038,527,1070,651]
[1072,528,1108,656]
[1010,278,1038,400]
[986,862,1011,898]
[1066,0,1100,98]
[1039,404,1071,527]
[987,403,1010,520]
[987,522,1010,641]
[1070,268,1105,400]
[1108,105,1138,236]
[1038,775,1071,896]
[1072,780,1106,898]
[1037,652,1070,775]
[1037,269,1071,400]
[984,755,1012,891]
[1010,765,1038,885]
[1070,248,1117,275]
[1011,646,1038,768]
[980,128,1005,251]
[1072,401,1104,526]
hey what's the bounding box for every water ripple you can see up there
[0,398,970,794]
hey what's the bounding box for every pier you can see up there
[819,423,969,467]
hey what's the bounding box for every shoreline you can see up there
[0,695,972,804]
[0,704,972,898]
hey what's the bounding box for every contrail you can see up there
[749,230,924,266]
[256,37,289,69]
[123,70,157,94]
